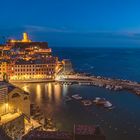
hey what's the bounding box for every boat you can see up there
[93,97,113,108]
[74,96,82,100]
[81,100,92,106]
[72,94,79,98]
[104,101,112,108]
[95,98,106,105]
[93,97,101,103]
[72,94,82,100]
[108,106,115,110]
[93,97,106,105]
[64,96,72,102]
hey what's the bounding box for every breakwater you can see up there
[56,74,140,96]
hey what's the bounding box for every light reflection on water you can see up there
[54,84,61,104]
[62,85,68,96]
[36,84,41,103]
[47,83,53,101]
[17,82,140,140]
[21,83,65,105]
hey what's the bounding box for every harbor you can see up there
[17,82,140,140]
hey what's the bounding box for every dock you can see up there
[56,74,140,96]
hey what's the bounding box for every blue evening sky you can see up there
[1,0,140,47]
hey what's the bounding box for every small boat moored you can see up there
[104,101,112,108]
[93,97,113,109]
[93,97,101,103]
[81,100,92,106]
[64,96,72,102]
[94,98,106,105]
[72,94,83,100]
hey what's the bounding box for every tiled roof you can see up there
[22,130,72,140]
[0,127,12,140]
[74,124,96,135]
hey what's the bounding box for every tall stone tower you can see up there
[22,32,31,42]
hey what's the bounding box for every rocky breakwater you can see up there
[90,76,140,95]
[57,74,140,95]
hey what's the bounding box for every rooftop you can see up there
[22,125,106,140]
[0,112,22,124]
[0,127,12,140]
[0,82,29,95]
[15,57,57,65]
[9,42,48,49]
[74,124,96,135]
[22,130,73,140]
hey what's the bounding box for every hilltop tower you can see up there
[9,32,31,43]
[22,32,31,42]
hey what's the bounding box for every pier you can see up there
[56,74,140,96]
